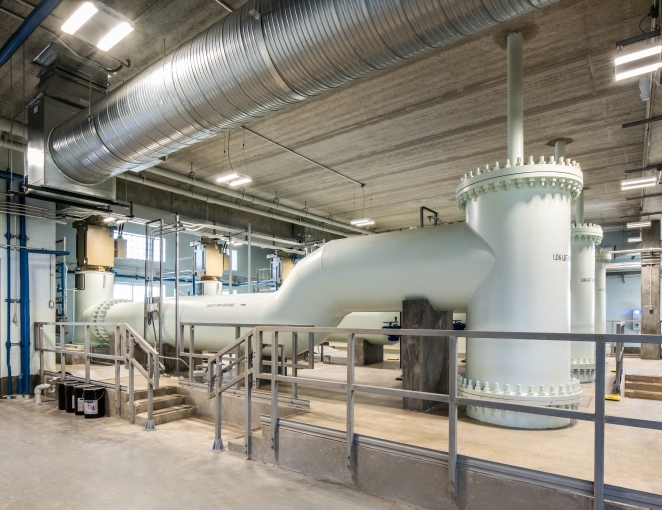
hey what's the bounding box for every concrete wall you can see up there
[234,418,644,510]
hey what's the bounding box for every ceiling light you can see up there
[229,177,252,187]
[103,216,116,223]
[616,63,662,81]
[350,218,375,226]
[232,241,243,246]
[614,46,662,66]
[216,173,238,183]
[627,221,651,228]
[97,21,133,51]
[621,176,658,190]
[628,237,642,243]
[114,219,127,224]
[61,2,98,34]
[61,1,134,50]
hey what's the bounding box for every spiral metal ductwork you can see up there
[49,0,557,185]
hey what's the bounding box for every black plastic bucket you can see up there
[57,381,68,410]
[74,386,88,416]
[83,387,105,419]
[64,383,79,413]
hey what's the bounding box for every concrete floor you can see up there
[0,398,411,510]
[287,346,662,496]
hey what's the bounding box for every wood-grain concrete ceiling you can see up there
[0,0,655,232]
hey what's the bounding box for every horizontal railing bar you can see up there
[353,384,450,403]
[456,397,595,421]
[261,360,311,370]
[605,415,662,431]
[209,372,247,398]
[34,322,131,327]
[130,359,150,381]
[180,322,312,328]
[267,374,347,390]
[251,326,662,344]
[38,348,123,361]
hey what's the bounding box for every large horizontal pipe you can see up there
[49,0,557,186]
[148,167,370,235]
[0,138,25,152]
[123,172,357,238]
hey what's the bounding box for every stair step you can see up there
[624,389,662,401]
[624,374,662,384]
[133,394,186,414]
[624,381,662,393]
[131,386,177,401]
[135,405,195,426]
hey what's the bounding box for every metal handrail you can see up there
[34,321,159,431]
[227,325,662,510]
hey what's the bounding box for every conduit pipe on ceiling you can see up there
[147,167,370,235]
[0,0,64,70]
[81,223,495,353]
[123,172,358,237]
[48,0,558,186]
[0,138,25,152]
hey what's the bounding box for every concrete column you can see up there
[401,299,451,412]
[354,339,383,366]
[641,220,661,360]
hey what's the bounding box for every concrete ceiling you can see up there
[0,0,657,233]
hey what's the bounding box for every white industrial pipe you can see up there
[327,312,400,346]
[34,383,53,405]
[507,32,524,165]
[74,271,120,344]
[81,224,494,355]
[570,224,602,382]
[594,250,611,335]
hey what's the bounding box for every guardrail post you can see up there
[38,324,45,384]
[212,358,223,451]
[448,335,458,499]
[235,326,242,389]
[114,326,121,411]
[291,332,298,399]
[254,330,263,389]
[346,333,355,470]
[244,332,253,459]
[84,325,91,383]
[129,331,135,424]
[271,331,279,450]
[594,339,606,510]
[145,351,156,432]
[60,325,66,381]
[189,325,195,382]
[308,332,314,369]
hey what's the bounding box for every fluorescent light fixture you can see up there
[103,216,116,223]
[232,241,243,246]
[621,176,658,190]
[216,172,239,183]
[616,63,662,81]
[615,46,662,66]
[626,221,651,228]
[97,21,133,51]
[114,219,127,224]
[229,177,252,187]
[628,237,642,243]
[350,218,375,226]
[61,2,98,34]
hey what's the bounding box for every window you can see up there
[113,283,160,302]
[232,249,238,271]
[114,232,164,261]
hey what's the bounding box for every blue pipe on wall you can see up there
[17,249,68,395]
[0,0,64,70]
[5,190,12,396]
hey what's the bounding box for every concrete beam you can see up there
[641,220,661,360]
[354,338,383,366]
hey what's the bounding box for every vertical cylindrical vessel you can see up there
[74,271,114,344]
[456,158,583,428]
[594,250,611,334]
[570,224,602,382]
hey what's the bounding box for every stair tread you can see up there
[624,374,662,384]
[134,395,185,404]
[135,404,194,417]
[624,389,662,400]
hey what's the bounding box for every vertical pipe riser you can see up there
[507,32,524,165]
